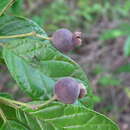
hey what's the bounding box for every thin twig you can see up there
[0,98,18,109]
[0,32,36,39]
[0,0,16,16]
[0,32,51,40]
[35,95,57,110]
[0,97,31,109]
[0,108,7,123]
[35,33,51,40]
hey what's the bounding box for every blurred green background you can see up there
[1,0,130,129]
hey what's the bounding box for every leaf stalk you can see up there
[0,0,16,16]
[0,32,51,40]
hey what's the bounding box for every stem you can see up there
[0,32,51,40]
[0,98,19,109]
[0,32,36,39]
[0,0,16,16]
[10,100,32,108]
[0,97,31,109]
[0,108,7,123]
[35,95,57,110]
[35,33,51,40]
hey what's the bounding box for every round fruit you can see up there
[54,77,80,104]
[52,28,82,52]
[52,28,74,52]
[78,83,87,98]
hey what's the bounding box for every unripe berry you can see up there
[54,77,80,104]
[78,83,87,98]
[52,28,82,52]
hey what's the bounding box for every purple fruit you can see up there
[54,77,80,104]
[78,83,87,98]
[52,28,82,52]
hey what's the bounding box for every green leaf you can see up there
[0,15,93,107]
[1,121,28,130]
[0,47,4,63]
[0,92,13,99]
[0,99,55,130]
[3,48,55,100]
[0,0,10,12]
[23,102,119,130]
[0,15,46,42]
[0,98,119,130]
[10,0,23,15]
[124,36,130,56]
